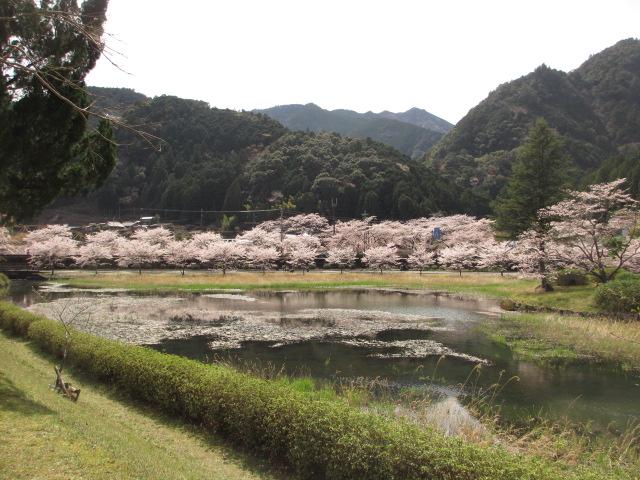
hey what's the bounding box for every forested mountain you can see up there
[243,131,463,219]
[43,90,463,225]
[254,103,452,159]
[84,91,288,223]
[425,38,640,208]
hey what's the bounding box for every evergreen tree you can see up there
[222,177,244,212]
[492,118,568,238]
[0,0,115,223]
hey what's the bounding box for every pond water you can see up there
[9,281,639,430]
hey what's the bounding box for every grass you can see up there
[0,331,291,480]
[219,355,640,479]
[49,269,535,295]
[483,312,640,370]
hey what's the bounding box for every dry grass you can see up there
[490,312,640,370]
[51,269,530,295]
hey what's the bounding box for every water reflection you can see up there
[8,281,639,429]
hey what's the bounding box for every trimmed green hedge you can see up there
[0,301,595,479]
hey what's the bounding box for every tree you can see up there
[407,246,436,274]
[362,246,399,273]
[76,230,120,273]
[222,177,244,212]
[25,225,77,274]
[115,237,162,274]
[325,247,356,273]
[286,244,317,273]
[198,240,245,274]
[0,226,15,254]
[163,239,198,275]
[1,0,118,223]
[492,118,568,239]
[438,243,478,275]
[245,245,280,274]
[477,241,516,276]
[545,179,640,283]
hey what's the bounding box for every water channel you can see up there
[9,280,639,431]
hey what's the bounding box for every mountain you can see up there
[425,38,640,209]
[33,90,464,225]
[254,104,453,159]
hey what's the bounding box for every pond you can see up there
[9,280,639,430]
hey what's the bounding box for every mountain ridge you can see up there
[253,103,453,159]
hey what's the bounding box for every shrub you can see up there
[554,270,590,287]
[593,272,640,314]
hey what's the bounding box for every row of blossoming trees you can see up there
[1,180,639,282]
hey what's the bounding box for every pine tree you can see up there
[492,118,568,238]
[0,0,116,223]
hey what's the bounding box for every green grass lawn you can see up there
[0,331,291,480]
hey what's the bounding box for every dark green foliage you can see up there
[492,118,569,237]
[350,118,444,160]
[426,39,640,209]
[89,93,287,222]
[570,39,640,148]
[0,302,581,479]
[243,131,463,218]
[593,272,640,314]
[0,0,116,223]
[554,271,591,287]
[584,150,640,197]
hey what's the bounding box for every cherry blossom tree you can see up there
[407,246,436,274]
[198,240,245,274]
[236,227,281,249]
[190,231,223,249]
[436,215,494,247]
[115,237,162,274]
[328,217,377,253]
[544,179,640,283]
[283,233,321,252]
[245,245,280,274]
[477,241,517,276]
[324,247,357,273]
[76,230,121,273]
[286,244,317,273]
[438,243,478,276]
[164,239,199,275]
[132,226,174,249]
[25,225,77,274]
[115,227,175,274]
[512,230,564,290]
[362,246,399,274]
[0,227,15,255]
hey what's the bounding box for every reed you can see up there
[487,312,640,370]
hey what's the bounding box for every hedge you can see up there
[0,301,594,480]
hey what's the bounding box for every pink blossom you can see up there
[325,247,357,273]
[363,246,399,273]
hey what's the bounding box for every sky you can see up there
[86,0,640,124]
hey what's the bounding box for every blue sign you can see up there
[433,227,441,239]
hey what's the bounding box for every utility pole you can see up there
[331,197,338,235]
[279,207,284,241]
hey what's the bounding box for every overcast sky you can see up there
[86,0,640,124]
